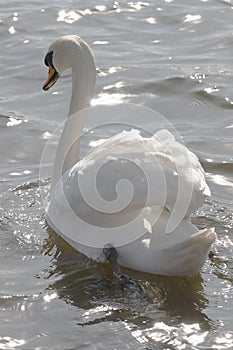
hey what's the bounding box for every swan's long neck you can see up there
[51,42,96,191]
[69,60,95,116]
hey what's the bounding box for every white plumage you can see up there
[43,35,216,276]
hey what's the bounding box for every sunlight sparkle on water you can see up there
[225,97,233,105]
[43,293,57,303]
[83,305,116,317]
[130,322,211,348]
[13,14,18,22]
[42,131,52,140]
[131,330,149,344]
[204,87,219,94]
[0,337,25,349]
[129,2,149,10]
[7,117,23,127]
[8,26,15,34]
[57,10,81,24]
[103,81,124,90]
[93,41,109,45]
[95,5,107,12]
[81,305,117,324]
[108,66,123,74]
[92,93,128,106]
[183,14,202,23]
[214,332,233,349]
[145,17,157,24]
[209,174,233,187]
[190,72,206,83]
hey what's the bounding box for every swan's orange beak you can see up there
[43,64,59,91]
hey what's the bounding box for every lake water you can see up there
[0,1,233,349]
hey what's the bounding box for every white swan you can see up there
[43,35,216,276]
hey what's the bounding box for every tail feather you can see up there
[164,228,217,276]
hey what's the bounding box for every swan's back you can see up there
[67,128,209,217]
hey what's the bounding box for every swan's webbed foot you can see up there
[117,274,145,293]
[208,250,215,259]
[103,244,145,294]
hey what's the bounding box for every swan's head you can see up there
[43,35,96,91]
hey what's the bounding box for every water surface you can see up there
[0,1,233,349]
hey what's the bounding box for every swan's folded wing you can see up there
[50,128,210,228]
[62,157,205,224]
[78,128,209,214]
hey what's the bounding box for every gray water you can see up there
[0,1,233,349]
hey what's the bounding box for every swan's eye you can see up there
[44,51,54,67]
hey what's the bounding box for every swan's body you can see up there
[43,35,216,276]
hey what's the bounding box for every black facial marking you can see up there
[44,51,54,67]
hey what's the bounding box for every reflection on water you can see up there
[43,224,216,348]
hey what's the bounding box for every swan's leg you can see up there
[208,250,215,259]
[103,244,145,293]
